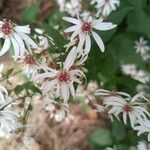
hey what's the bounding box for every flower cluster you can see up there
[0,64,19,137]
[95,89,150,141]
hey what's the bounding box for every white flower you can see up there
[19,54,39,80]
[134,37,150,60]
[121,64,150,84]
[63,16,116,54]
[34,47,85,104]
[134,120,150,141]
[65,0,82,17]
[0,19,37,59]
[91,0,120,17]
[134,37,150,55]
[103,93,150,128]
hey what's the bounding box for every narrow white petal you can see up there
[14,25,31,34]
[69,83,75,97]
[17,32,37,48]
[64,25,79,33]
[70,30,80,41]
[77,33,86,52]
[0,37,11,56]
[123,112,127,124]
[63,17,80,25]
[10,35,20,59]
[93,21,117,31]
[61,84,70,104]
[85,34,91,54]
[64,46,77,70]
[92,31,105,52]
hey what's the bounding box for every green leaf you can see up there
[5,68,14,78]
[21,3,39,24]
[97,7,132,43]
[111,119,126,142]
[43,24,67,51]
[90,129,113,147]
[127,9,150,38]
[15,82,41,95]
[108,32,147,70]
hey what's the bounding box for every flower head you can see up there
[63,16,116,54]
[34,47,85,104]
[91,0,120,17]
[103,92,150,127]
[0,19,37,59]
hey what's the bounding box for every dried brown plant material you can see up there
[23,98,108,150]
[1,0,57,22]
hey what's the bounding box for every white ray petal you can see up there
[63,17,80,25]
[0,37,11,56]
[92,31,105,52]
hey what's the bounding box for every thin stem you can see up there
[0,70,22,82]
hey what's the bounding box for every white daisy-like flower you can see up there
[91,0,120,17]
[34,47,85,104]
[0,19,37,59]
[21,54,39,80]
[134,37,150,55]
[121,64,150,84]
[63,16,116,54]
[65,0,82,17]
[134,120,150,141]
[134,37,150,60]
[103,92,150,128]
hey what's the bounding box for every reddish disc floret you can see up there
[24,54,36,65]
[81,22,92,32]
[58,71,70,83]
[123,104,133,113]
[1,20,12,35]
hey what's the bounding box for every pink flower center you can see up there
[81,22,92,32]
[1,21,12,35]
[58,71,70,83]
[123,104,133,113]
[24,54,36,65]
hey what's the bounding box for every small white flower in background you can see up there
[65,0,82,17]
[91,0,120,17]
[0,19,37,59]
[56,0,81,17]
[103,92,150,128]
[63,16,116,54]
[34,47,85,104]
[34,28,55,54]
[134,37,150,60]
[19,54,39,80]
[134,37,150,55]
[134,120,150,141]
[121,64,150,84]
[54,109,66,123]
